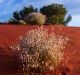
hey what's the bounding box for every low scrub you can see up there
[24,12,46,25]
[11,26,69,75]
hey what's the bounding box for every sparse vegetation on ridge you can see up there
[8,4,72,26]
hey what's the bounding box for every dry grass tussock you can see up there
[11,26,69,74]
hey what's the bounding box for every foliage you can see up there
[19,20,27,25]
[8,19,27,25]
[47,15,64,25]
[40,4,72,25]
[24,12,46,25]
[19,5,38,19]
[63,15,72,25]
[8,5,38,24]
[11,26,69,74]
[8,18,19,24]
[8,4,72,25]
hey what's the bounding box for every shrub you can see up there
[8,5,38,25]
[47,15,64,24]
[40,4,72,25]
[19,20,27,25]
[8,19,27,25]
[8,18,19,24]
[24,12,46,25]
[11,26,69,74]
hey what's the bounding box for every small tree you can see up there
[40,4,72,25]
[11,26,69,75]
[8,5,38,24]
[24,12,46,25]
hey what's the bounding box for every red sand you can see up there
[0,25,80,75]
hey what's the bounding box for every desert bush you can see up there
[8,5,38,25]
[19,20,27,25]
[11,26,69,74]
[8,19,27,25]
[24,12,46,25]
[40,4,72,25]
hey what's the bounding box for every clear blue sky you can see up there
[0,0,80,27]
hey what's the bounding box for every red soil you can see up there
[0,25,80,75]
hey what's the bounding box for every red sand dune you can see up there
[0,25,80,75]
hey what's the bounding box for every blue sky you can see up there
[0,0,80,26]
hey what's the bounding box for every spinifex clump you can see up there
[11,26,69,75]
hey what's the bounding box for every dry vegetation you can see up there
[11,26,69,74]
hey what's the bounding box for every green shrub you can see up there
[47,15,65,24]
[24,12,46,25]
[40,4,72,25]
[8,19,27,25]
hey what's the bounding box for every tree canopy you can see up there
[40,4,72,25]
[8,5,38,24]
[8,4,72,26]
